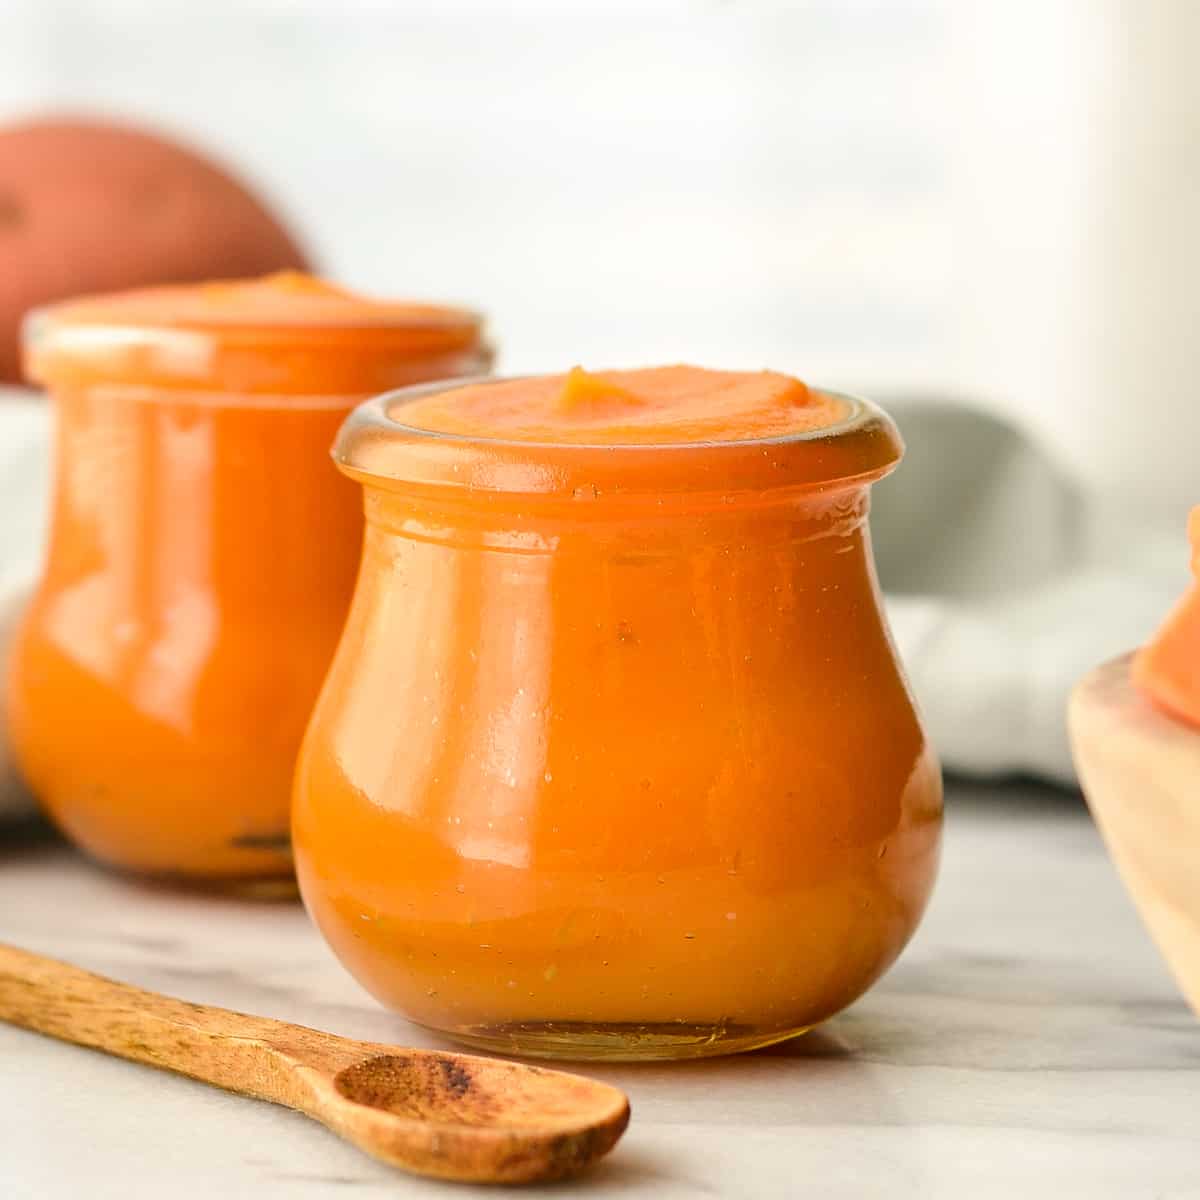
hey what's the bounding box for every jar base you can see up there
[82,849,298,899]
[56,831,299,897]
[430,1020,814,1062]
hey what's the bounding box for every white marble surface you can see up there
[1,783,1197,1199]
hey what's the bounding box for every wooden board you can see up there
[1069,653,1200,1017]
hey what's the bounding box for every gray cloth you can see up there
[873,400,1184,785]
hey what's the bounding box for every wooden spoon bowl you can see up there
[324,1050,629,1180]
[1069,652,1200,1017]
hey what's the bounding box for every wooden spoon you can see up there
[0,942,630,1183]
[1069,652,1200,1017]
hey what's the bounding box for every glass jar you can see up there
[293,376,942,1059]
[7,274,490,883]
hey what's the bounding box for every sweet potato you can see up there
[0,115,307,381]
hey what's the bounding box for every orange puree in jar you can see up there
[1133,507,1200,727]
[8,273,490,882]
[399,365,845,442]
[293,366,942,1059]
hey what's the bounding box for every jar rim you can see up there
[23,299,490,396]
[335,376,904,499]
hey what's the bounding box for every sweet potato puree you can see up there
[397,365,849,443]
[8,273,489,881]
[1133,507,1200,727]
[293,367,942,1060]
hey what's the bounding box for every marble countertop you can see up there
[1,782,1196,1199]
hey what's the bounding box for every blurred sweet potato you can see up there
[0,115,308,382]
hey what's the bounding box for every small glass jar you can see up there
[294,374,942,1060]
[7,274,490,883]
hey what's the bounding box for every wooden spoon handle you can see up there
[0,941,359,1103]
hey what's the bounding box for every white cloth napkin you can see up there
[0,390,1185,818]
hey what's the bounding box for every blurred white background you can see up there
[5,0,1197,517]
[0,1,953,383]
[1,0,1198,503]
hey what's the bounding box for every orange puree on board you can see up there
[293,367,942,1060]
[1133,508,1200,728]
[8,273,490,881]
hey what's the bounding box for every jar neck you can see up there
[361,481,874,553]
[39,382,362,612]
